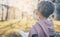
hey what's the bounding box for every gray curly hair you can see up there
[37,1,55,18]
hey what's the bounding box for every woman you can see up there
[28,1,55,37]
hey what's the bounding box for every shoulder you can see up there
[32,22,43,31]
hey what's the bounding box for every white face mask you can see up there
[33,13,40,20]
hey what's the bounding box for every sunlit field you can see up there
[0,17,60,37]
[0,17,37,37]
[53,20,60,32]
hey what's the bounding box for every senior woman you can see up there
[28,1,55,37]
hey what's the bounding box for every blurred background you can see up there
[0,0,60,37]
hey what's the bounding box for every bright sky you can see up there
[0,0,38,13]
